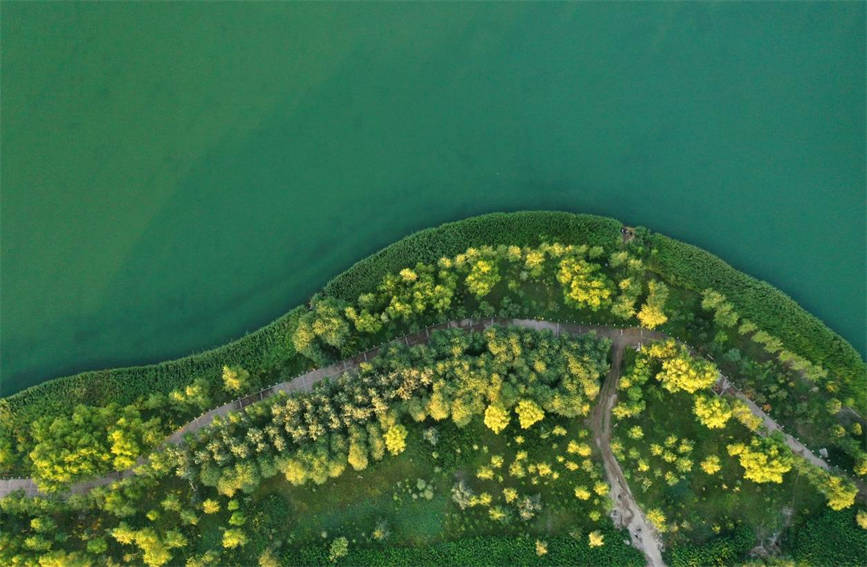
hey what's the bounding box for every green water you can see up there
[2,2,864,395]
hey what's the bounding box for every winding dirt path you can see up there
[0,317,671,565]
[591,337,666,567]
[3,317,859,517]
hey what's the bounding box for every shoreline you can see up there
[3,212,862,404]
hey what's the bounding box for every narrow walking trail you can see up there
[2,317,859,525]
[718,376,830,472]
[717,375,867,500]
[0,319,660,498]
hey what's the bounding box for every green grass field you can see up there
[243,416,640,565]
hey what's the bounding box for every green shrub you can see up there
[785,508,867,566]
[293,533,643,566]
[665,525,753,567]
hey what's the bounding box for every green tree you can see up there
[328,536,349,563]
[259,548,280,567]
[292,297,351,362]
[701,289,739,328]
[108,407,162,469]
[611,276,642,320]
[30,403,158,490]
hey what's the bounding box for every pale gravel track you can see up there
[0,319,660,497]
[2,317,859,529]
[591,335,666,567]
[716,375,867,500]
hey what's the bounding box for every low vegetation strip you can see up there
[4,212,861,443]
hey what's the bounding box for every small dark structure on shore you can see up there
[621,226,636,243]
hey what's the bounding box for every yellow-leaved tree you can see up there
[588,531,605,547]
[693,394,733,429]
[700,455,721,475]
[727,437,793,484]
[347,437,369,471]
[384,424,408,456]
[650,341,718,394]
[222,528,247,550]
[822,475,858,511]
[637,280,669,329]
[202,499,220,514]
[514,400,545,429]
[574,486,592,500]
[854,455,867,477]
[556,256,613,311]
[797,459,858,511]
[484,404,510,434]
[731,400,763,431]
[465,259,500,297]
[645,508,667,533]
[222,365,250,394]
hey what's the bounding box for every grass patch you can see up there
[243,415,633,565]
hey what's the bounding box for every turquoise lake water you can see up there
[2,2,864,395]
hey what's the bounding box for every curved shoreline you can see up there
[4,212,862,414]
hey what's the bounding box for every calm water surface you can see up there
[2,3,864,395]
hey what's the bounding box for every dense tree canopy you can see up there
[29,404,161,491]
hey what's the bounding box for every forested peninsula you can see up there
[1,211,864,567]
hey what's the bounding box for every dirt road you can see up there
[590,336,666,567]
